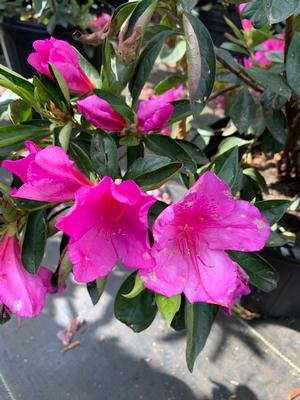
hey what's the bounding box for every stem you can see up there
[216,54,264,93]
[208,84,240,102]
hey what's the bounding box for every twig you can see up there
[208,84,240,102]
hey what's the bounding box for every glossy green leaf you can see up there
[90,132,120,179]
[241,0,268,28]
[183,14,216,113]
[228,251,278,292]
[49,63,70,105]
[69,142,94,177]
[93,89,134,121]
[263,109,288,145]
[213,147,240,190]
[185,301,218,372]
[124,0,158,40]
[129,29,175,102]
[123,274,144,299]
[87,278,107,305]
[114,272,157,332]
[229,88,257,133]
[144,134,193,163]
[8,100,32,124]
[168,100,192,124]
[215,137,251,157]
[243,168,269,194]
[59,121,73,151]
[246,68,291,99]
[148,200,168,227]
[75,48,101,89]
[22,210,47,275]
[0,122,50,148]
[175,140,208,164]
[286,33,300,97]
[155,294,181,326]
[255,200,290,226]
[127,143,144,168]
[124,155,182,191]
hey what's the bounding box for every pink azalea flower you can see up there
[27,37,95,94]
[38,267,66,294]
[137,85,184,133]
[139,172,270,311]
[2,141,92,203]
[77,95,126,131]
[244,34,285,68]
[55,177,156,283]
[92,13,111,31]
[238,3,253,32]
[0,232,48,318]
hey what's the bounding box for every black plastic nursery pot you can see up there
[0,19,103,78]
[241,247,300,318]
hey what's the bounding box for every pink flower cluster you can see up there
[2,143,270,315]
[77,85,184,134]
[92,13,111,31]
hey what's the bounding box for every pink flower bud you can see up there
[28,37,95,94]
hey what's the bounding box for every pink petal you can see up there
[77,95,126,131]
[137,100,174,133]
[12,145,92,202]
[0,234,47,318]
[56,177,155,282]
[2,141,40,183]
[201,199,270,252]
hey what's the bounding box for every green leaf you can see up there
[49,64,70,104]
[22,210,47,275]
[90,132,120,179]
[255,200,290,226]
[0,64,34,95]
[0,122,50,148]
[243,168,269,194]
[123,274,144,299]
[185,301,218,372]
[8,100,32,124]
[127,143,144,168]
[213,147,240,190]
[168,100,192,124]
[87,278,107,305]
[114,272,157,332]
[229,88,257,133]
[124,155,182,191]
[241,0,268,28]
[33,75,67,110]
[246,68,291,100]
[179,0,198,12]
[183,14,216,114]
[175,140,208,164]
[286,33,300,97]
[69,142,94,176]
[0,305,11,325]
[155,294,181,326]
[75,48,101,89]
[59,121,73,151]
[228,251,278,292]
[148,200,168,228]
[263,109,288,145]
[144,134,193,163]
[129,29,175,103]
[215,137,252,157]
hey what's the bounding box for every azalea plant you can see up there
[0,0,296,372]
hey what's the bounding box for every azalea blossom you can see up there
[92,13,111,31]
[55,177,156,283]
[2,141,92,202]
[0,231,48,318]
[77,95,126,131]
[244,34,285,68]
[76,85,184,134]
[139,172,270,311]
[28,37,95,94]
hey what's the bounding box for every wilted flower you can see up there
[27,37,95,94]
[2,141,92,202]
[139,172,270,312]
[56,177,156,283]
